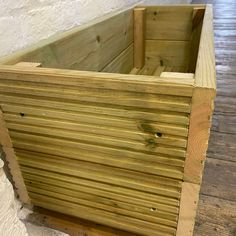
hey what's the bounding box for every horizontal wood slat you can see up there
[5,114,187,148]
[2,104,189,137]
[26,182,177,227]
[0,66,194,96]
[0,94,190,126]
[145,6,193,41]
[22,172,178,215]
[29,193,175,236]
[20,166,179,208]
[0,84,191,113]
[17,153,181,199]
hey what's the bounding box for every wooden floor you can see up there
[192,0,236,235]
[25,1,236,236]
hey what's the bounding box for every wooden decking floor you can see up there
[192,0,236,235]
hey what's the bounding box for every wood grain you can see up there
[134,8,146,69]
[176,182,200,236]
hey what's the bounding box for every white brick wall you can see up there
[0,0,191,58]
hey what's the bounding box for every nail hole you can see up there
[96,35,101,43]
[155,132,162,138]
[20,113,25,117]
[150,207,157,211]
[154,11,157,15]
[160,59,164,66]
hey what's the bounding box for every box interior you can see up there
[0,6,205,77]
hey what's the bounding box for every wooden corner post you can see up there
[133,7,146,69]
[177,4,216,236]
[0,109,30,203]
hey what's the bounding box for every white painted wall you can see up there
[0,0,142,58]
[0,0,191,58]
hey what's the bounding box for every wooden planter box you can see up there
[0,4,215,236]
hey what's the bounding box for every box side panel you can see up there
[0,66,194,236]
[0,9,134,74]
[144,6,194,70]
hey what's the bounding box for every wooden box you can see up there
[0,4,215,236]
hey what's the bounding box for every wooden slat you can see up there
[134,8,146,69]
[4,114,187,148]
[160,72,194,79]
[146,6,193,40]
[0,84,191,113]
[0,109,29,203]
[102,44,133,74]
[29,193,176,236]
[21,166,179,208]
[22,171,178,214]
[25,182,177,226]
[14,62,42,67]
[31,208,138,236]
[0,110,12,147]
[153,66,165,76]
[17,153,181,198]
[27,207,137,236]
[8,122,186,158]
[17,148,182,188]
[145,40,191,67]
[183,89,215,184]
[138,65,156,76]
[11,135,185,179]
[0,94,190,126]
[2,104,189,137]
[12,135,184,180]
[129,67,141,75]
[0,66,194,96]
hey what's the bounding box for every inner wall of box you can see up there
[1,6,204,76]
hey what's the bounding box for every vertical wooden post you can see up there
[133,7,146,69]
[177,5,216,236]
[0,107,30,204]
